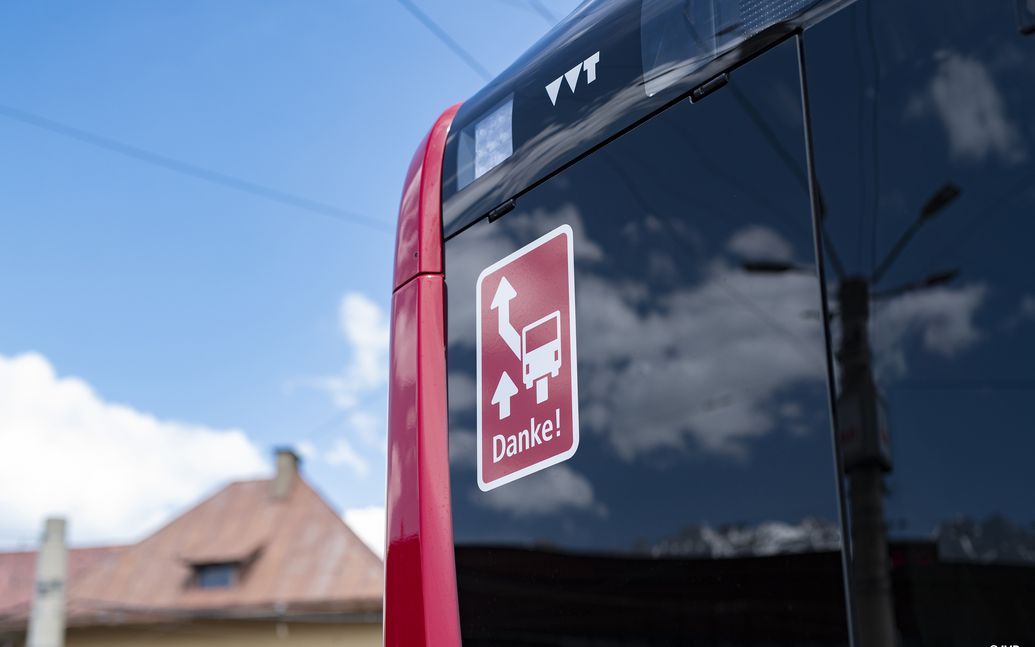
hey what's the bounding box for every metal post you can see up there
[27,517,67,647]
[836,278,896,647]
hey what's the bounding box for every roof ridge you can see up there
[295,476,383,565]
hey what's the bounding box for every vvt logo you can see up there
[545,51,600,106]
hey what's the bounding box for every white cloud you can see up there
[911,50,1025,164]
[326,437,369,479]
[726,225,795,262]
[448,223,828,462]
[446,388,601,519]
[295,440,317,460]
[568,225,987,461]
[343,505,385,558]
[451,430,604,520]
[474,464,605,517]
[344,409,386,451]
[1023,295,1035,319]
[304,291,390,463]
[576,248,826,460]
[0,352,267,547]
[1005,294,1035,329]
[518,206,605,262]
[871,283,987,378]
[448,429,478,468]
[319,293,390,411]
[446,219,988,511]
[448,373,477,412]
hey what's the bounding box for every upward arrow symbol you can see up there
[491,277,521,358]
[492,371,518,419]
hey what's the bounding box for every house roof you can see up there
[0,475,382,629]
[0,545,125,620]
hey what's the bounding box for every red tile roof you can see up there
[0,476,382,629]
[0,545,125,620]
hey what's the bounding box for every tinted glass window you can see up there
[805,2,1035,643]
[195,563,236,588]
[445,38,849,645]
[641,0,824,96]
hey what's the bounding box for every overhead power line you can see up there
[526,0,559,24]
[888,378,1035,391]
[0,104,390,233]
[395,0,493,81]
[493,0,558,25]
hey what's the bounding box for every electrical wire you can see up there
[526,0,559,24]
[887,379,1035,392]
[864,0,882,277]
[850,3,867,271]
[493,0,559,25]
[0,104,391,233]
[300,410,352,444]
[727,83,811,195]
[394,0,492,81]
[928,173,1034,268]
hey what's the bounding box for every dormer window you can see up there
[193,562,239,589]
[182,543,263,591]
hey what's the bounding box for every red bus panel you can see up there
[385,105,461,647]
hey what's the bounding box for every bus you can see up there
[386,0,1035,645]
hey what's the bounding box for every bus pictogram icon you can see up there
[521,311,561,403]
[476,225,580,491]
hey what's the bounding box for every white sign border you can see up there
[475,224,580,492]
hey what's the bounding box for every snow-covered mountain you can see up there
[647,517,842,558]
[936,515,1035,564]
[645,515,1035,564]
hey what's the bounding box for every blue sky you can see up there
[0,0,580,553]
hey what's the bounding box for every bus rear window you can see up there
[445,38,849,645]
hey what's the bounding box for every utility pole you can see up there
[743,181,961,647]
[27,517,67,647]
[834,183,960,647]
[836,278,895,647]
